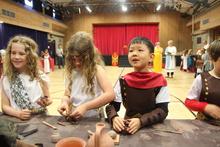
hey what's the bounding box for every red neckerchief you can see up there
[123,72,167,89]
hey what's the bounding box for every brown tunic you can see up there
[197,72,220,120]
[106,77,168,128]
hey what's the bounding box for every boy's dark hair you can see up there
[208,39,220,61]
[128,36,154,53]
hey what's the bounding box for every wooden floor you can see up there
[0,66,196,119]
[46,66,196,119]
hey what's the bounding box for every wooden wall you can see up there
[64,11,192,53]
[187,5,220,32]
[0,0,67,36]
[0,0,193,52]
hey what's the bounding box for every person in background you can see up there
[202,46,213,72]
[187,49,195,72]
[185,39,220,120]
[43,49,50,74]
[153,42,163,73]
[57,31,114,120]
[194,49,205,78]
[203,40,209,50]
[181,49,189,72]
[105,36,169,134]
[165,40,177,78]
[1,35,52,120]
[56,44,64,69]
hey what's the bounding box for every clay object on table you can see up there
[51,130,61,143]
[108,130,117,139]
[56,137,86,147]
[87,123,114,147]
[120,119,130,135]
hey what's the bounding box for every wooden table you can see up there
[1,114,220,147]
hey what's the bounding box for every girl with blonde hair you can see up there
[58,31,114,120]
[1,35,52,120]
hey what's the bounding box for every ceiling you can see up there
[43,0,220,18]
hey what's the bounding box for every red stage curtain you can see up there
[126,24,158,46]
[93,24,126,55]
[93,23,158,55]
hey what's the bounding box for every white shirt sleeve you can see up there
[114,80,122,103]
[40,72,49,83]
[156,86,170,104]
[187,75,202,100]
[171,46,177,55]
[164,47,168,55]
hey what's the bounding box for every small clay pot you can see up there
[56,137,86,147]
[51,130,61,143]
[87,123,114,147]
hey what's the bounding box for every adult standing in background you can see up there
[203,40,209,50]
[202,40,213,72]
[153,42,163,73]
[165,40,177,78]
[56,44,64,69]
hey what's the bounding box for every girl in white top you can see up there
[181,49,188,71]
[43,49,50,74]
[58,31,114,120]
[1,35,52,120]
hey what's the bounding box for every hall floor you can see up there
[47,66,196,119]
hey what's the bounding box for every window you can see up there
[24,0,33,8]
[197,37,201,44]
[53,9,56,18]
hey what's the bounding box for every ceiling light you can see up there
[122,5,127,12]
[156,4,161,11]
[86,6,92,13]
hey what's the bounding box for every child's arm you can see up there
[203,104,220,119]
[105,79,126,132]
[71,65,115,118]
[57,89,71,116]
[37,74,52,107]
[86,65,115,109]
[1,86,31,120]
[105,101,121,123]
[139,102,168,127]
[106,101,126,132]
[184,74,207,112]
[185,99,208,112]
[186,98,220,120]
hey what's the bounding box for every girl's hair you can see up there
[65,31,103,95]
[4,35,39,81]
[183,49,188,56]
[128,36,154,53]
[188,49,192,55]
[208,39,220,62]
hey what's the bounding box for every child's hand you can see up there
[126,118,141,134]
[204,104,220,119]
[18,109,31,120]
[112,116,125,132]
[69,104,87,120]
[57,102,70,116]
[37,96,52,107]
